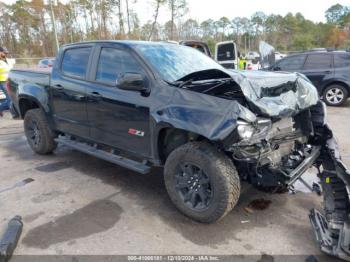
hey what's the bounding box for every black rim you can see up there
[26,120,41,147]
[175,162,213,211]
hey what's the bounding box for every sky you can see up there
[1,0,349,24]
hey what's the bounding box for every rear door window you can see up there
[334,53,350,68]
[217,43,236,61]
[61,47,92,79]
[304,54,332,70]
[277,55,306,71]
[95,48,144,85]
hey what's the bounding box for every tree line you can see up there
[0,0,349,58]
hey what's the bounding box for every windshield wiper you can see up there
[164,79,197,88]
[164,78,228,90]
[163,79,180,87]
[202,79,232,94]
[178,79,194,88]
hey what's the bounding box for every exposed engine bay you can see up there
[230,104,350,261]
[172,69,350,260]
[230,102,350,261]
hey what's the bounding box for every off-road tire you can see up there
[164,141,240,223]
[24,109,57,154]
[322,84,348,106]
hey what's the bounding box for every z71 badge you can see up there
[128,128,145,137]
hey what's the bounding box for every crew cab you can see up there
[7,41,350,260]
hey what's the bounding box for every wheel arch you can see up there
[18,96,43,118]
[322,81,350,96]
[156,126,209,165]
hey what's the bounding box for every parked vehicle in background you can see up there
[215,41,239,69]
[269,51,350,106]
[245,60,261,70]
[37,58,55,68]
[246,51,260,60]
[274,51,287,61]
[180,40,212,57]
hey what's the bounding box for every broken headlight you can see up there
[237,119,272,142]
[237,121,255,140]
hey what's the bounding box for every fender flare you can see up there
[320,79,350,94]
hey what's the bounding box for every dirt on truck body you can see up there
[7,41,350,260]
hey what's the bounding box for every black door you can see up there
[300,53,334,87]
[51,46,92,138]
[85,45,151,158]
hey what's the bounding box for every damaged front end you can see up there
[155,67,350,259]
[218,71,350,260]
[224,98,350,260]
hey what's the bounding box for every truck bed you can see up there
[8,69,51,115]
[9,69,51,86]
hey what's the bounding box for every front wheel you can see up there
[24,109,57,154]
[164,142,240,223]
[323,85,348,106]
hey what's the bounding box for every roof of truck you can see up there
[62,40,174,48]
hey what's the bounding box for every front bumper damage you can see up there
[310,209,350,261]
[228,102,350,260]
[309,136,350,261]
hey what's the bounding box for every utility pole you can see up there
[49,0,59,52]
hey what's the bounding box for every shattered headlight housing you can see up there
[237,121,255,140]
[237,119,272,142]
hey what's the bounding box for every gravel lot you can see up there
[1,103,349,261]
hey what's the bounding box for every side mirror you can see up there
[117,73,147,92]
[273,66,281,71]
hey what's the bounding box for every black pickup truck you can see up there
[7,41,350,260]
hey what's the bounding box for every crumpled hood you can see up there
[227,70,319,118]
[152,69,320,142]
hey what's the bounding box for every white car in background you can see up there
[245,60,261,70]
[215,41,239,69]
[246,51,260,60]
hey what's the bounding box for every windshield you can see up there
[133,43,223,82]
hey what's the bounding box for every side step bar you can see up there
[55,136,151,174]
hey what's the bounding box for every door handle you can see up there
[91,91,102,97]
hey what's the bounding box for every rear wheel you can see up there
[24,109,57,154]
[164,142,240,223]
[323,85,348,106]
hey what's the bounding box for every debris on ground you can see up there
[0,216,23,262]
[244,207,254,214]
